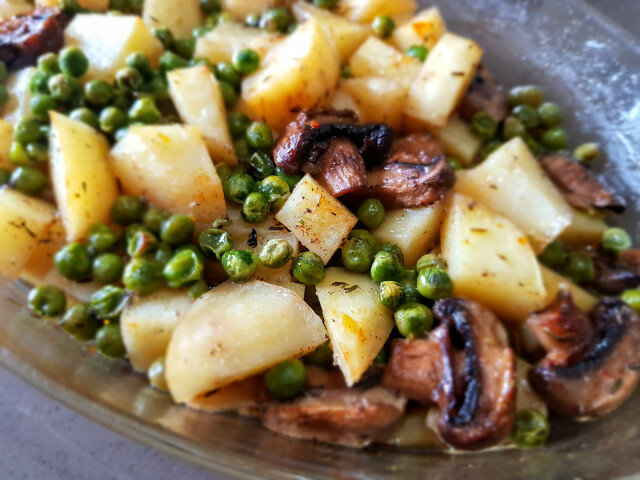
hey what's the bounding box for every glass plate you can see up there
[1,0,639,478]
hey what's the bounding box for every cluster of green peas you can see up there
[464,85,601,167]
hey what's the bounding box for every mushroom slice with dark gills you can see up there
[386,132,445,165]
[304,138,367,197]
[590,254,640,295]
[458,66,508,122]
[528,292,640,417]
[382,298,516,450]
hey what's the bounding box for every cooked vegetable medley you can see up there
[0,0,638,453]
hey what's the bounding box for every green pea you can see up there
[10,166,47,195]
[227,111,251,138]
[470,111,498,141]
[341,237,376,273]
[379,280,404,310]
[0,61,6,84]
[175,244,206,263]
[357,198,385,229]
[313,0,339,7]
[478,140,503,161]
[115,66,143,91]
[84,80,114,106]
[58,303,99,341]
[417,267,453,300]
[54,242,91,281]
[127,0,144,14]
[145,74,170,102]
[537,238,567,270]
[303,341,333,365]
[125,52,151,76]
[129,97,161,124]
[219,80,237,108]
[394,303,433,339]
[199,228,233,261]
[372,15,395,38]
[99,106,128,134]
[340,64,351,78]
[401,278,422,304]
[87,223,121,255]
[602,227,631,256]
[0,84,7,106]
[152,27,175,49]
[14,117,42,144]
[378,242,403,264]
[29,71,51,95]
[39,124,50,139]
[259,238,293,269]
[370,250,404,283]
[274,167,302,191]
[59,0,82,14]
[573,143,600,164]
[405,44,428,62]
[159,51,190,72]
[69,107,100,129]
[223,173,256,204]
[231,49,260,76]
[148,356,169,390]
[523,134,542,156]
[37,53,59,74]
[512,104,540,130]
[172,38,196,60]
[259,7,293,33]
[29,94,56,121]
[292,251,325,285]
[111,195,146,226]
[109,0,127,10]
[58,46,89,78]
[125,223,150,241]
[507,85,543,108]
[246,152,276,179]
[511,408,549,448]
[214,62,241,88]
[95,324,127,358]
[109,88,131,110]
[246,121,273,150]
[405,269,419,283]
[200,0,221,14]
[28,285,66,317]
[216,164,233,182]
[160,214,195,246]
[92,253,124,284]
[142,206,170,234]
[621,289,640,313]
[162,249,204,288]
[565,251,595,284]
[221,249,259,281]
[541,128,567,151]
[416,253,447,271]
[89,285,127,320]
[265,358,306,400]
[123,258,164,294]
[189,279,210,299]
[538,102,562,127]
[0,168,10,185]
[127,230,159,258]
[502,116,526,140]
[373,345,389,365]
[349,228,379,245]
[152,243,174,266]
[233,138,251,163]
[257,175,290,209]
[48,73,81,103]
[193,25,213,38]
[25,142,49,163]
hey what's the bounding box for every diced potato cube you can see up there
[110,125,226,223]
[330,85,363,118]
[20,217,65,285]
[194,22,275,65]
[560,208,608,246]
[540,265,598,313]
[0,119,13,168]
[316,268,395,385]
[221,0,288,19]
[241,18,340,130]
[2,67,36,124]
[431,115,481,165]
[292,1,369,62]
[165,280,327,403]
[0,187,57,279]
[441,193,547,323]
[49,112,118,241]
[404,32,482,129]
[455,137,572,252]
[340,77,407,131]
[142,0,203,38]
[64,14,163,81]
[276,174,357,264]
[187,376,266,412]
[371,203,444,266]
[390,7,446,52]
[121,288,192,372]
[336,0,417,23]
[0,0,32,20]
[167,66,237,166]
[36,0,109,9]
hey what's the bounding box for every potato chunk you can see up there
[276,174,357,264]
[336,0,417,23]
[221,0,287,19]
[49,112,118,241]
[2,67,36,124]
[194,22,275,65]
[404,32,482,129]
[430,115,481,166]
[167,66,237,166]
[390,7,446,52]
[560,208,608,246]
[165,280,327,403]
[64,14,163,81]
[241,18,340,130]
[110,125,226,223]
[0,187,57,279]
[36,0,109,9]
[441,193,547,323]
[540,265,598,313]
[455,137,572,252]
[0,119,13,168]
[0,0,31,21]
[371,203,444,266]
[330,84,363,118]
[142,0,203,38]
[316,268,395,386]
[340,77,407,131]
[121,288,192,372]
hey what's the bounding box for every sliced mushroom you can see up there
[386,132,445,165]
[590,255,640,294]
[305,138,367,197]
[0,7,68,71]
[261,387,407,448]
[528,293,640,417]
[458,66,508,122]
[619,249,640,271]
[540,155,625,213]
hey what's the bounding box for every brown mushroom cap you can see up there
[458,66,508,122]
